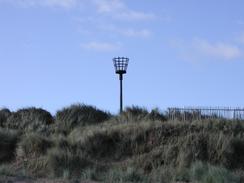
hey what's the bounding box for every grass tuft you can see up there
[46,147,92,178]
[55,104,111,134]
[5,107,54,135]
[0,128,18,163]
[0,108,11,127]
[1,105,244,181]
[189,161,240,183]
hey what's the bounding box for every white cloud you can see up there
[193,39,242,60]
[81,41,121,52]
[92,0,156,21]
[93,0,124,13]
[0,0,78,8]
[116,10,155,21]
[0,0,156,21]
[121,29,151,38]
[171,38,243,62]
[99,25,152,38]
[42,0,77,8]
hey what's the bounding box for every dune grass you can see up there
[0,104,244,182]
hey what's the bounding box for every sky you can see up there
[0,0,244,114]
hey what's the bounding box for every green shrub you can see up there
[55,104,111,134]
[5,108,54,134]
[0,128,18,163]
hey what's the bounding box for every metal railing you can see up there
[168,107,244,121]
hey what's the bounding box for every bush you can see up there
[5,108,54,133]
[0,108,11,127]
[0,128,18,163]
[55,104,111,134]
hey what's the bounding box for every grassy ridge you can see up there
[0,104,244,182]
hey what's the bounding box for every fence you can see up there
[168,107,244,121]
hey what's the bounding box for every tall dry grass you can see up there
[0,105,244,182]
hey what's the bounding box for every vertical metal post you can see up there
[113,57,129,114]
[119,74,123,114]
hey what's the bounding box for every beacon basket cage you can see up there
[113,57,129,74]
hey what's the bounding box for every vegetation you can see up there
[0,128,18,163]
[55,104,111,135]
[0,108,11,127]
[188,161,240,183]
[0,104,244,182]
[4,107,54,135]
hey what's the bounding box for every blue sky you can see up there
[0,0,244,114]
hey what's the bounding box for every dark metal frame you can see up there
[113,57,129,114]
[168,107,244,121]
